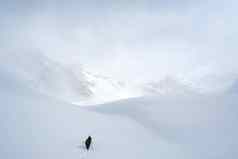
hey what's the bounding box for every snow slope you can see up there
[0,50,196,105]
[91,94,238,159]
[1,64,238,159]
[1,52,238,159]
[0,50,92,102]
[141,76,198,96]
[79,71,143,105]
[76,71,199,105]
[0,68,192,159]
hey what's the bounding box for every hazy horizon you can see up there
[1,0,237,87]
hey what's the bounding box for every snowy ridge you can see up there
[0,50,199,105]
[80,71,143,105]
[0,50,219,105]
[76,71,200,105]
[141,76,198,96]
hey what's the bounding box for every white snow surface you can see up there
[0,50,92,103]
[79,70,143,105]
[0,66,188,159]
[1,52,238,159]
[91,94,238,159]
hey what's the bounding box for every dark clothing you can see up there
[85,136,92,150]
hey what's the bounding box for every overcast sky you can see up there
[1,0,238,84]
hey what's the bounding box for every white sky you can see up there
[1,0,238,83]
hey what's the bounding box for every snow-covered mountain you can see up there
[141,76,198,96]
[0,50,176,105]
[0,50,92,102]
[0,55,191,159]
[186,72,238,94]
[78,71,143,105]
[0,51,142,105]
[1,60,238,159]
[2,50,237,106]
[75,71,199,105]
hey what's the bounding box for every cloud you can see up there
[0,0,237,84]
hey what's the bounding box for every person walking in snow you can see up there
[85,136,92,150]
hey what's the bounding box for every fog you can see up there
[1,0,237,86]
[1,2,238,158]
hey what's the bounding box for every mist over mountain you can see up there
[0,50,92,103]
[1,51,238,159]
[2,50,237,105]
[1,0,238,158]
[141,76,198,96]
